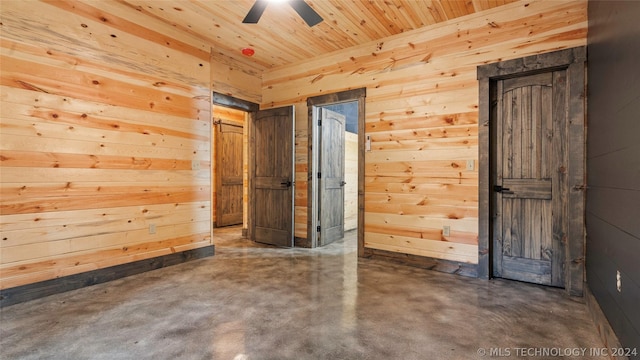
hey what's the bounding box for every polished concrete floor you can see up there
[1,227,604,359]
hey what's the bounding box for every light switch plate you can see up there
[617,270,622,292]
[443,226,450,237]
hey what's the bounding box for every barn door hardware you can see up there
[281,180,292,188]
[340,181,347,186]
[213,119,243,128]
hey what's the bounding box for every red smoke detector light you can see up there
[241,47,255,56]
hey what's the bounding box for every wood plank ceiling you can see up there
[120,0,519,71]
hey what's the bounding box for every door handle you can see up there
[281,180,292,188]
[493,185,513,194]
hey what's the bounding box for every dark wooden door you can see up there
[215,122,243,227]
[319,108,345,246]
[493,71,567,287]
[251,106,294,247]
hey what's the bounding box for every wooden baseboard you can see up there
[294,236,312,248]
[0,245,215,308]
[585,286,627,360]
[362,247,478,278]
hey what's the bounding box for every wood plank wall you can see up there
[263,0,588,264]
[208,20,262,234]
[211,51,262,105]
[0,0,214,290]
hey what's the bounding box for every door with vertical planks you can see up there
[319,108,346,246]
[493,71,567,287]
[251,106,294,247]
[215,122,243,227]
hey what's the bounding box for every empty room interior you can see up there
[1,0,638,359]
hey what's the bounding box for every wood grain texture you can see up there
[494,70,564,286]
[478,47,586,293]
[0,245,214,308]
[344,131,358,231]
[263,0,587,265]
[0,1,212,289]
[116,0,518,71]
[319,108,346,245]
[213,109,246,228]
[251,107,294,247]
[0,0,589,289]
[305,89,366,248]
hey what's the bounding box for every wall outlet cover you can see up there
[466,159,475,171]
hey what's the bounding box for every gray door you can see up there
[493,71,567,287]
[319,108,346,246]
[215,122,243,227]
[251,106,294,247]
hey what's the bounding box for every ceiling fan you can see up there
[242,0,323,27]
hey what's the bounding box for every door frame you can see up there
[477,47,587,296]
[212,92,259,238]
[307,88,366,253]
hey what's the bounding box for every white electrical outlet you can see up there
[616,270,622,292]
[149,224,156,234]
[443,225,450,237]
[466,159,475,171]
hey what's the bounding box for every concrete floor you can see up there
[1,227,604,359]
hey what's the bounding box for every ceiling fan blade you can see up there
[289,0,323,27]
[242,0,268,24]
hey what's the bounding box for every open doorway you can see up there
[307,89,366,253]
[211,93,295,248]
[212,106,247,229]
[211,105,247,246]
[315,104,358,247]
[211,93,258,246]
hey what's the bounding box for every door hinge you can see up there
[317,225,321,232]
[317,172,321,179]
[318,119,322,126]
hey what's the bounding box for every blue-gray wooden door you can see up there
[319,108,346,246]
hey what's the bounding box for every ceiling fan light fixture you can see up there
[242,0,323,27]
